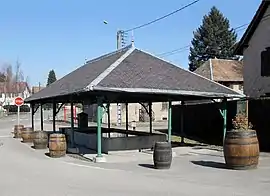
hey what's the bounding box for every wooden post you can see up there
[168,101,172,143]
[125,103,128,137]
[31,103,35,130]
[40,104,43,130]
[149,102,152,134]
[180,101,185,144]
[71,102,74,147]
[52,102,56,132]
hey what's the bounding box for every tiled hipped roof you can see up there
[195,59,243,82]
[25,45,244,103]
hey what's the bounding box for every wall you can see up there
[102,102,168,124]
[172,101,239,145]
[249,99,270,151]
[243,6,270,98]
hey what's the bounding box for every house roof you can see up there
[194,59,243,82]
[0,82,30,94]
[25,45,244,103]
[32,86,45,94]
[234,0,270,55]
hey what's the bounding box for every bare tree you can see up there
[0,63,13,105]
[0,59,28,106]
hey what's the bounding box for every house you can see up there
[194,58,244,94]
[234,0,270,151]
[234,0,270,98]
[32,86,45,94]
[0,82,31,105]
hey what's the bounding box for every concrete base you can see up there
[67,147,79,154]
[93,156,107,163]
[172,151,177,158]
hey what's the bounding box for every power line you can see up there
[158,13,270,58]
[124,0,201,32]
[158,24,249,58]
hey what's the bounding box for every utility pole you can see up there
[116,30,129,126]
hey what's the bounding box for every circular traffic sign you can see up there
[15,97,24,107]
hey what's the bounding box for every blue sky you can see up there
[0,0,262,86]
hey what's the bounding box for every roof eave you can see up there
[234,0,270,55]
[93,86,246,99]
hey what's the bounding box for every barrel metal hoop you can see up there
[225,155,259,159]
[224,141,258,145]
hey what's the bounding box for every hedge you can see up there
[3,105,30,113]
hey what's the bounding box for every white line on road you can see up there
[62,161,130,173]
[0,135,12,138]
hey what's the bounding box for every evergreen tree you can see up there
[46,70,57,86]
[45,70,57,110]
[188,6,237,71]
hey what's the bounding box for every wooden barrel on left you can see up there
[21,127,34,143]
[13,125,24,138]
[153,142,172,169]
[49,133,67,158]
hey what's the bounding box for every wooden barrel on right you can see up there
[21,127,34,143]
[223,130,260,170]
[33,131,48,149]
[48,133,67,158]
[153,142,172,169]
[13,125,24,138]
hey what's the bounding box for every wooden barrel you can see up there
[21,127,34,143]
[49,133,67,158]
[153,142,172,169]
[13,125,24,138]
[33,131,48,149]
[223,130,260,170]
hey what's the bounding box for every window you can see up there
[261,47,270,76]
[161,102,168,111]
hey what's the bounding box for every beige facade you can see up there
[242,5,270,98]
[102,102,168,124]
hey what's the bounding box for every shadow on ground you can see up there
[138,163,155,169]
[191,160,227,170]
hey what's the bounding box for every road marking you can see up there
[62,161,130,173]
[0,135,12,138]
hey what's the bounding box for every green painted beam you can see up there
[219,99,227,143]
[96,98,103,157]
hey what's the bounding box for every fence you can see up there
[172,100,241,145]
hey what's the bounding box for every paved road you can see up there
[0,114,270,196]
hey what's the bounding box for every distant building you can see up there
[195,58,243,94]
[32,86,45,94]
[0,82,31,105]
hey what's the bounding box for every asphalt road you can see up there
[0,114,270,196]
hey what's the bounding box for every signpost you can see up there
[15,97,24,125]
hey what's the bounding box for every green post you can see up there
[96,98,103,157]
[168,101,172,143]
[219,98,227,143]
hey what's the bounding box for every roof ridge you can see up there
[85,45,135,90]
[134,48,245,97]
[211,58,242,62]
[85,44,133,65]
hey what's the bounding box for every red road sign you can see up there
[15,97,24,107]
